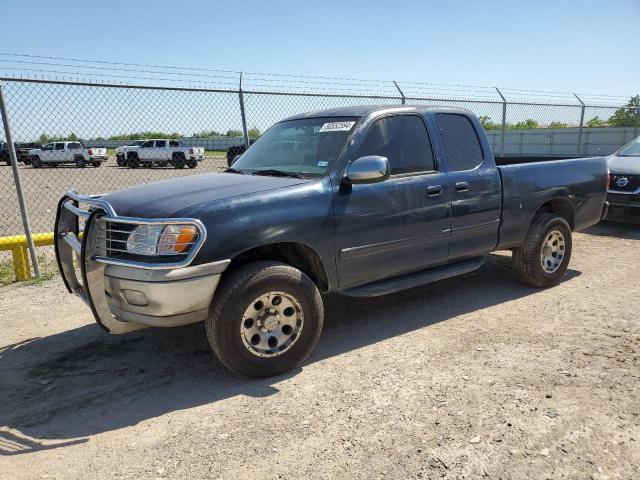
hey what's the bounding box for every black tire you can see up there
[31,156,42,168]
[512,212,572,288]
[92,162,101,167]
[127,155,139,169]
[186,159,197,169]
[206,261,324,378]
[75,156,86,168]
[172,154,186,169]
[116,155,125,167]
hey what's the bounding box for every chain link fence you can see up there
[0,76,638,282]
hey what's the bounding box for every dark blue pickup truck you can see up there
[55,106,608,377]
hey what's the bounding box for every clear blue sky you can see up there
[0,0,638,98]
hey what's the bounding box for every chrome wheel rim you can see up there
[540,230,565,273]
[240,291,304,357]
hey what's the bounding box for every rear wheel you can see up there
[31,156,42,168]
[127,155,139,168]
[75,156,86,168]
[116,155,125,167]
[512,212,572,287]
[206,261,324,378]
[172,153,186,169]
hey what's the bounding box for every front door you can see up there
[334,114,452,288]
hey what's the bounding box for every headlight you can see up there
[126,224,198,256]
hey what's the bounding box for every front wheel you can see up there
[206,261,324,378]
[512,212,572,287]
[75,157,86,168]
[31,156,42,168]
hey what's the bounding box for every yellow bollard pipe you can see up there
[1,232,55,281]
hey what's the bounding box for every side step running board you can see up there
[340,256,486,297]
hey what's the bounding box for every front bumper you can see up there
[89,156,108,162]
[55,191,229,333]
[605,192,640,224]
[189,155,204,161]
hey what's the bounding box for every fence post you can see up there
[238,72,250,149]
[574,93,585,156]
[495,87,507,157]
[0,81,40,279]
[634,108,639,139]
[393,81,406,105]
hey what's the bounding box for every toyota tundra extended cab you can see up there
[55,106,608,377]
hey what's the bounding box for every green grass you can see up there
[0,261,14,286]
[0,253,59,287]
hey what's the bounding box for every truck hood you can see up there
[102,172,310,217]
[606,154,640,175]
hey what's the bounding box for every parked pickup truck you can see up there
[55,106,608,378]
[29,142,108,168]
[115,140,144,166]
[1,142,42,165]
[605,136,640,223]
[118,139,204,169]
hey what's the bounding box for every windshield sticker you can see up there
[319,121,355,133]
[317,160,329,167]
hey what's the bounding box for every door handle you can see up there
[455,182,470,192]
[427,185,442,196]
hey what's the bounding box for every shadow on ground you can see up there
[581,220,640,240]
[0,254,581,453]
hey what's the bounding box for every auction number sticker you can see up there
[319,121,355,133]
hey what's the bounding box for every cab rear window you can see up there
[436,114,483,171]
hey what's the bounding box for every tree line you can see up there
[34,95,639,143]
[479,95,639,130]
[38,127,262,144]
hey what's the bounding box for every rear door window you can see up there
[155,140,167,148]
[436,114,483,171]
[55,143,65,150]
[357,115,435,175]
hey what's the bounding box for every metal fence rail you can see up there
[0,75,638,280]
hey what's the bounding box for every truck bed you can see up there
[496,156,608,250]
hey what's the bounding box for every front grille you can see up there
[609,174,640,192]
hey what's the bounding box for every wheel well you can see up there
[535,198,575,230]
[172,152,186,159]
[228,242,330,292]
[74,154,84,160]
[127,151,138,159]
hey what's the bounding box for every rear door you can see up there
[434,113,501,260]
[334,114,451,288]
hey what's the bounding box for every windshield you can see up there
[617,137,640,157]
[231,117,358,177]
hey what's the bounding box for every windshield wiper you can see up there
[250,169,305,179]
[224,167,250,174]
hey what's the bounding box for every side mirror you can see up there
[344,155,390,185]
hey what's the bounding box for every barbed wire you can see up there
[0,51,635,106]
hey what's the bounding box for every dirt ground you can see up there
[1,221,639,480]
